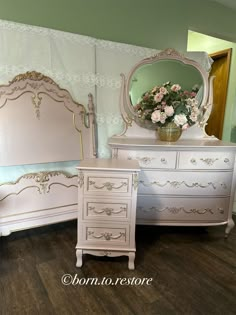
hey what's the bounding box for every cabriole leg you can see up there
[128,252,135,270]
[76,249,83,267]
[225,218,235,238]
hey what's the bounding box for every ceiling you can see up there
[209,0,236,11]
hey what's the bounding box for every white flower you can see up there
[163,81,170,86]
[151,110,161,123]
[192,84,199,91]
[171,84,181,92]
[164,105,174,117]
[174,113,188,126]
[186,98,193,107]
[160,112,167,124]
[191,106,199,115]
[154,93,164,103]
[190,112,198,122]
[187,98,198,107]
[151,86,159,93]
[191,99,198,107]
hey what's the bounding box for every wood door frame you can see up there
[209,48,232,139]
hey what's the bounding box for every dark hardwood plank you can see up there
[0,219,236,315]
[0,231,55,315]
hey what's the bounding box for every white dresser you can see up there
[109,138,236,236]
[76,158,140,269]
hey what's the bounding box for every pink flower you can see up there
[159,87,168,95]
[191,92,196,97]
[182,123,189,130]
[171,84,181,92]
[154,93,164,103]
[151,110,161,123]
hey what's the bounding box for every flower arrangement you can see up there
[133,81,200,130]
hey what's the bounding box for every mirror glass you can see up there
[129,59,204,108]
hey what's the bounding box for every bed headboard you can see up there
[0,71,97,166]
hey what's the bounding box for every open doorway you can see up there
[207,48,231,139]
[187,30,236,142]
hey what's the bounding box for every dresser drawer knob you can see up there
[161,158,167,164]
[218,207,224,214]
[104,208,112,215]
[224,158,230,163]
[190,158,196,164]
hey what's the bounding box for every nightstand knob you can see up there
[224,158,229,163]
[190,158,196,164]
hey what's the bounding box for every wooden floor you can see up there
[0,220,236,315]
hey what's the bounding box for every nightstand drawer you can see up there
[83,198,130,221]
[84,172,133,196]
[117,149,177,169]
[178,152,235,170]
[81,223,130,246]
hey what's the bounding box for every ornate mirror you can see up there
[119,48,214,138]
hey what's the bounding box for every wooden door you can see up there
[206,48,231,139]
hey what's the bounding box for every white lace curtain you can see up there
[0,19,212,157]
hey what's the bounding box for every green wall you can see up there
[0,0,236,141]
[188,31,236,142]
[0,0,236,51]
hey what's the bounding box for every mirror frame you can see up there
[119,48,213,134]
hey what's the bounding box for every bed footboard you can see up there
[0,171,78,236]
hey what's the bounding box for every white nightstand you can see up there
[76,158,140,270]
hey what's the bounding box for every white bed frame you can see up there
[0,71,97,236]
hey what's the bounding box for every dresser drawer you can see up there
[178,151,235,170]
[138,170,233,196]
[83,197,130,221]
[117,149,177,169]
[83,172,133,196]
[80,223,130,246]
[136,196,229,222]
